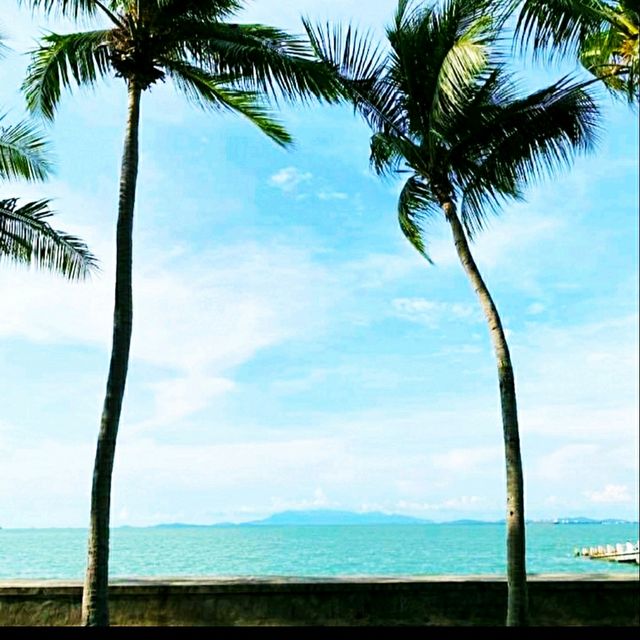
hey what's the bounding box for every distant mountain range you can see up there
[154,510,432,528]
[246,510,431,526]
[152,509,638,529]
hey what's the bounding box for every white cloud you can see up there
[428,213,563,275]
[530,444,638,489]
[269,166,313,192]
[431,447,502,474]
[584,484,632,504]
[527,302,545,315]
[343,252,422,289]
[392,297,478,327]
[133,376,236,433]
[317,191,349,201]
[269,488,333,513]
[515,314,639,441]
[0,227,335,375]
[396,496,487,513]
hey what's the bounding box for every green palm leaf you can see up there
[511,0,639,102]
[23,30,112,119]
[0,198,98,278]
[0,114,52,181]
[162,58,292,146]
[156,0,245,21]
[397,174,438,260]
[166,20,341,105]
[19,1,132,21]
[452,74,600,235]
[514,0,614,59]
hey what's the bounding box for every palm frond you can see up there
[397,174,439,261]
[170,20,340,105]
[302,18,388,99]
[0,198,98,279]
[514,0,620,61]
[0,114,52,182]
[385,0,499,143]
[20,0,102,19]
[156,0,245,21]
[433,13,496,114]
[302,19,411,137]
[23,30,112,119]
[369,130,426,178]
[163,58,292,147]
[457,168,523,237]
[455,76,600,235]
[580,26,639,101]
[370,132,405,177]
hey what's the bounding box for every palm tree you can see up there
[1,37,95,277]
[22,0,339,626]
[305,0,599,625]
[509,0,639,102]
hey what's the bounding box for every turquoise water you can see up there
[1,524,638,580]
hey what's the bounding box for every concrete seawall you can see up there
[1,575,638,626]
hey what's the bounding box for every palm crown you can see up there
[23,0,340,144]
[511,0,639,102]
[306,0,600,258]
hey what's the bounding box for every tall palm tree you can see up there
[1,36,95,277]
[22,0,339,626]
[305,0,599,626]
[509,0,639,102]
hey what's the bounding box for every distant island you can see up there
[245,510,431,526]
[154,510,432,528]
[152,509,638,529]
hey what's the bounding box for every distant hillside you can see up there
[150,512,637,529]
[245,510,432,526]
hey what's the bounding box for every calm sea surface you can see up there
[1,524,638,580]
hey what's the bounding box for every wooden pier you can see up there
[575,541,639,564]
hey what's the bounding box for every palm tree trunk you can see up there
[81,80,141,627]
[443,201,528,626]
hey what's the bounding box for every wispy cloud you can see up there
[317,190,348,201]
[396,495,487,514]
[269,166,313,192]
[393,297,478,327]
[584,484,632,504]
[431,447,502,474]
[0,229,336,376]
[132,376,236,433]
[526,302,545,315]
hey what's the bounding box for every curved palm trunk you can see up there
[443,202,528,626]
[81,81,141,627]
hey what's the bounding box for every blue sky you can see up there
[0,1,638,528]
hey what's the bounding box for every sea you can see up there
[1,523,638,580]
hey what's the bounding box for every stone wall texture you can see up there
[1,575,638,626]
